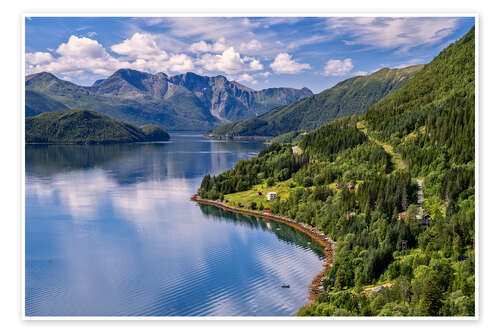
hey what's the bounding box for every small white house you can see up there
[266,192,277,201]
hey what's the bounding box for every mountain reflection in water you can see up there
[25,132,325,316]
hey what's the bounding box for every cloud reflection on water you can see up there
[25,136,324,316]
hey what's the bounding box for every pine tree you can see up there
[418,279,443,316]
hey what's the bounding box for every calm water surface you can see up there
[25,132,325,316]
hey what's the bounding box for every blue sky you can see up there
[25,16,475,93]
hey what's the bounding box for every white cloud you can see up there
[270,53,310,74]
[111,33,195,74]
[322,58,354,76]
[126,53,194,74]
[287,35,331,50]
[139,17,280,57]
[189,38,227,53]
[25,51,54,66]
[327,17,459,53]
[163,17,260,41]
[197,47,263,74]
[239,39,262,52]
[26,35,129,77]
[189,41,211,53]
[111,33,166,59]
[353,71,368,76]
[235,73,257,85]
[56,35,108,58]
[25,34,197,81]
[164,54,194,72]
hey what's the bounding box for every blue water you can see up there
[25,132,325,316]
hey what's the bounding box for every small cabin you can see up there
[266,192,277,200]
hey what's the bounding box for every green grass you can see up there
[224,178,296,208]
[224,178,344,210]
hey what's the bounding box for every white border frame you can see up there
[20,12,479,321]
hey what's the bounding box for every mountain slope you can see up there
[198,26,475,317]
[25,69,312,130]
[26,109,170,144]
[363,27,475,165]
[25,90,69,117]
[168,72,313,121]
[207,65,423,139]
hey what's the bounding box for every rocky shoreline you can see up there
[191,194,335,302]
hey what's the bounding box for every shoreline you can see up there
[204,134,273,142]
[191,194,335,304]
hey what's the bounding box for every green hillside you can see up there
[26,109,170,144]
[198,27,475,317]
[207,65,423,139]
[25,90,69,117]
[140,124,171,141]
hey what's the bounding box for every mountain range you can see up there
[207,65,424,140]
[25,69,313,131]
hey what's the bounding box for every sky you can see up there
[25,16,475,93]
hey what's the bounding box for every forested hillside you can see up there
[26,109,170,144]
[197,26,475,316]
[207,65,423,139]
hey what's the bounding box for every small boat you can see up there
[281,284,290,288]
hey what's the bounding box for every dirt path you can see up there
[417,179,424,217]
[356,121,406,171]
[362,282,394,296]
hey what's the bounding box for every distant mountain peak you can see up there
[25,71,59,82]
[208,64,424,139]
[91,79,105,87]
[25,68,313,129]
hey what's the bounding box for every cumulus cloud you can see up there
[322,58,354,76]
[189,38,227,53]
[239,39,262,52]
[327,17,459,53]
[270,53,310,74]
[25,33,198,80]
[56,35,108,58]
[111,33,195,73]
[26,35,129,77]
[164,54,194,72]
[111,33,167,59]
[234,73,258,85]
[197,47,263,74]
[25,51,54,66]
[26,33,262,82]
